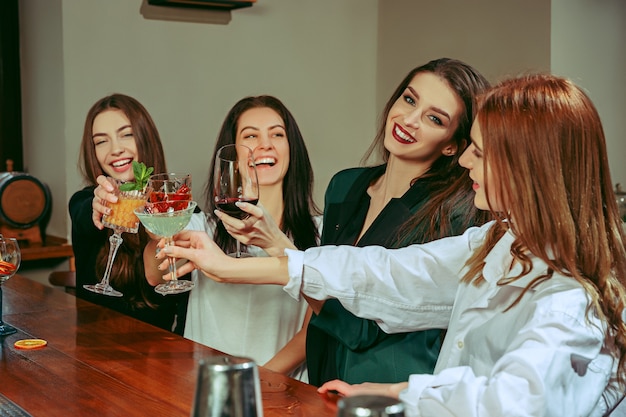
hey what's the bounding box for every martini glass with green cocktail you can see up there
[135,200,197,295]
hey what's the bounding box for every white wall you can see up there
[19,0,626,247]
[19,0,65,236]
[19,0,379,241]
[377,0,550,104]
[551,0,626,188]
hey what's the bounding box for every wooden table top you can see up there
[0,274,339,416]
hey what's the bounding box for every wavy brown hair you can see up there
[462,74,626,392]
[362,58,492,244]
[78,93,167,308]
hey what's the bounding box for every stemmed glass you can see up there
[135,200,197,295]
[213,144,259,258]
[83,179,150,297]
[0,236,21,336]
[148,172,192,211]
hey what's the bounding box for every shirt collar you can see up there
[482,229,550,288]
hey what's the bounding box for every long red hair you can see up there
[463,74,626,391]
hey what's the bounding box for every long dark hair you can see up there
[363,58,492,244]
[204,95,320,253]
[78,93,167,308]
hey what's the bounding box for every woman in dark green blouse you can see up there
[306,58,492,386]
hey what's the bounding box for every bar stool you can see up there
[48,270,76,295]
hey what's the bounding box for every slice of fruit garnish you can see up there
[0,260,16,274]
[14,339,47,350]
[176,184,190,195]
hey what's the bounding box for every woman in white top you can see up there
[145,96,321,381]
[157,75,626,416]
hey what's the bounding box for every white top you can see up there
[184,213,320,382]
[284,221,617,417]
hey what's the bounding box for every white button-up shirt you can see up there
[284,222,617,416]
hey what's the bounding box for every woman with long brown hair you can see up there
[161,74,626,415]
[144,95,321,381]
[303,58,491,386]
[70,93,187,333]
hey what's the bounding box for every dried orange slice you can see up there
[0,260,16,274]
[14,339,47,350]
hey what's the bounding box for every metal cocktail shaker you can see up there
[337,395,405,417]
[191,355,263,417]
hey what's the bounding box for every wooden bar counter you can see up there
[0,274,338,416]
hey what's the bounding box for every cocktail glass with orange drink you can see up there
[83,177,151,297]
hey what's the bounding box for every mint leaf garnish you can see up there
[118,161,153,192]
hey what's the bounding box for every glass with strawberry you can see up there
[147,173,192,213]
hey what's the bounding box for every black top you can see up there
[307,165,471,386]
[69,186,188,333]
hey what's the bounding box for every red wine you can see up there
[216,197,258,219]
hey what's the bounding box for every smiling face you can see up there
[459,120,502,212]
[92,109,138,182]
[235,107,290,188]
[383,72,463,165]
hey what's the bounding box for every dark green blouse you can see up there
[307,165,468,386]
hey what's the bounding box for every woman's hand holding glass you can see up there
[153,230,289,286]
[135,200,196,295]
[86,175,151,297]
[153,230,230,280]
[91,175,118,230]
[214,201,296,257]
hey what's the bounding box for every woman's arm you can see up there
[318,285,614,417]
[396,291,612,417]
[161,227,473,333]
[263,307,313,375]
[162,230,289,285]
[91,175,118,229]
[318,379,408,398]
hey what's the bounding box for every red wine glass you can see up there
[213,144,259,258]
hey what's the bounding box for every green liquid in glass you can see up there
[135,210,193,238]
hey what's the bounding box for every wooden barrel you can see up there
[0,172,52,229]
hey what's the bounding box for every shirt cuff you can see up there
[283,248,304,301]
[399,374,434,417]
